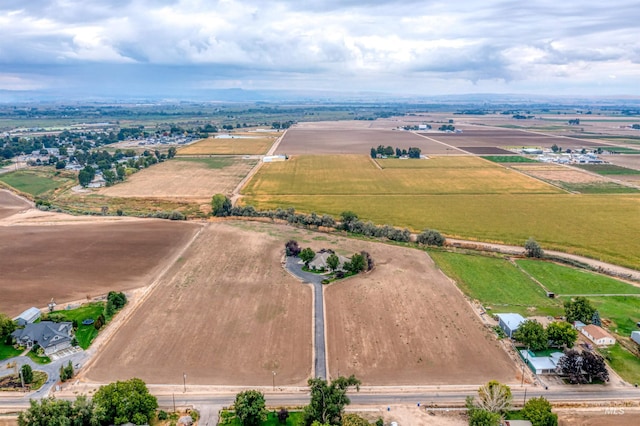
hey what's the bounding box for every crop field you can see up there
[0,189,31,219]
[575,164,640,176]
[243,155,560,196]
[177,133,278,155]
[482,155,538,163]
[428,252,561,316]
[515,259,640,296]
[0,219,200,316]
[274,127,439,155]
[0,168,76,197]
[100,157,257,201]
[84,222,313,386]
[320,239,518,385]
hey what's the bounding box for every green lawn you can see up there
[586,296,640,336]
[0,343,22,361]
[174,157,237,169]
[52,302,105,349]
[218,410,304,425]
[598,147,640,154]
[575,164,640,176]
[599,344,640,385]
[428,252,562,316]
[515,259,640,296]
[0,169,74,196]
[482,156,538,163]
[26,350,51,365]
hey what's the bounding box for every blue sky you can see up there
[1,0,639,98]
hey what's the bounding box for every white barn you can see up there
[581,324,616,346]
[15,307,41,326]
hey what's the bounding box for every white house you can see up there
[14,307,41,326]
[496,313,526,338]
[581,324,616,346]
[520,350,563,374]
[630,331,640,345]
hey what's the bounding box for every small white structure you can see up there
[520,350,563,374]
[87,175,106,188]
[630,331,640,345]
[15,307,41,326]
[505,421,533,426]
[262,155,287,163]
[573,320,586,331]
[581,324,616,346]
[496,313,526,338]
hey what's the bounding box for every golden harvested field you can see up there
[513,164,607,184]
[84,222,313,386]
[324,237,518,385]
[241,193,640,269]
[178,133,277,155]
[242,155,561,196]
[100,157,257,201]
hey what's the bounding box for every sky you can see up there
[1,0,639,99]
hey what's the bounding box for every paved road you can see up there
[285,256,327,380]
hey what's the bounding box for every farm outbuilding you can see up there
[520,349,563,374]
[581,324,616,346]
[496,313,526,338]
[630,331,640,345]
[14,307,41,326]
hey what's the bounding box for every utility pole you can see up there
[172,393,176,412]
[183,372,187,393]
[272,371,276,391]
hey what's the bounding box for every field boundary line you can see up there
[412,132,470,154]
[369,157,383,170]
[509,258,552,294]
[78,223,206,378]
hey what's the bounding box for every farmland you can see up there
[0,168,76,197]
[0,189,31,219]
[84,222,313,386]
[177,132,278,155]
[99,157,257,201]
[0,219,200,316]
[324,241,518,385]
[243,155,561,195]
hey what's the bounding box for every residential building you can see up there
[11,321,74,355]
[581,324,616,346]
[496,313,526,338]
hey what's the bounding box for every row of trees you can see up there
[18,378,158,426]
[513,320,578,351]
[287,240,374,276]
[369,145,421,158]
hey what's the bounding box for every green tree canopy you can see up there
[92,377,158,426]
[211,193,232,217]
[299,248,316,266]
[416,229,445,246]
[18,396,95,426]
[468,408,501,426]
[234,390,267,426]
[347,253,366,273]
[524,238,544,258]
[21,364,33,385]
[0,312,16,338]
[513,320,547,351]
[304,375,361,425]
[326,253,340,272]
[546,322,578,348]
[564,297,596,324]
[521,397,558,426]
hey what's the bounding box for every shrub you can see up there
[417,229,445,246]
[158,410,169,420]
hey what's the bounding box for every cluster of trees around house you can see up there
[286,240,374,278]
[369,145,422,158]
[513,320,578,351]
[567,119,580,125]
[467,381,557,426]
[438,124,455,131]
[18,377,158,426]
[632,124,640,130]
[401,124,431,130]
[513,114,535,119]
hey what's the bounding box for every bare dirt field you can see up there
[84,222,313,386]
[0,189,31,219]
[513,164,607,184]
[99,157,256,201]
[178,133,277,155]
[353,406,466,426]
[0,220,200,316]
[557,409,640,425]
[0,418,17,426]
[274,127,434,155]
[458,146,514,155]
[324,238,518,385]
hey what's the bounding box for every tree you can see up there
[591,310,602,327]
[474,380,512,414]
[416,229,445,246]
[277,408,290,424]
[360,251,374,271]
[92,377,158,426]
[18,396,95,426]
[551,144,559,153]
[107,291,127,310]
[468,408,501,426]
[524,238,543,258]
[234,390,267,426]
[546,322,578,348]
[513,320,547,351]
[564,297,596,324]
[0,312,15,339]
[59,361,74,382]
[581,351,609,383]
[78,165,95,187]
[211,194,232,217]
[285,240,301,257]
[304,375,361,425]
[340,211,358,231]
[299,248,316,266]
[55,160,66,169]
[347,253,366,274]
[21,364,33,385]
[521,397,558,426]
[326,253,340,272]
[104,300,115,318]
[167,147,177,158]
[407,146,421,158]
[557,349,583,384]
[370,147,377,159]
[342,413,371,426]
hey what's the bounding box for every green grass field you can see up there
[575,164,640,176]
[0,168,75,197]
[598,147,640,154]
[0,343,22,361]
[219,410,303,425]
[557,182,640,194]
[244,155,560,196]
[515,260,640,296]
[173,157,237,169]
[586,296,640,336]
[53,302,105,349]
[428,252,562,316]
[599,344,640,385]
[482,156,538,163]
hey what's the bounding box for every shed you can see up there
[631,331,640,345]
[15,307,41,326]
[573,320,586,331]
[496,313,526,338]
[581,324,616,346]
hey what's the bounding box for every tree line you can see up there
[369,145,421,158]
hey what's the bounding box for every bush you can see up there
[285,240,301,256]
[21,364,33,384]
[417,229,445,246]
[158,410,169,420]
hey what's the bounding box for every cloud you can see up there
[0,0,638,96]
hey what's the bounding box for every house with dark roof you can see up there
[11,321,74,355]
